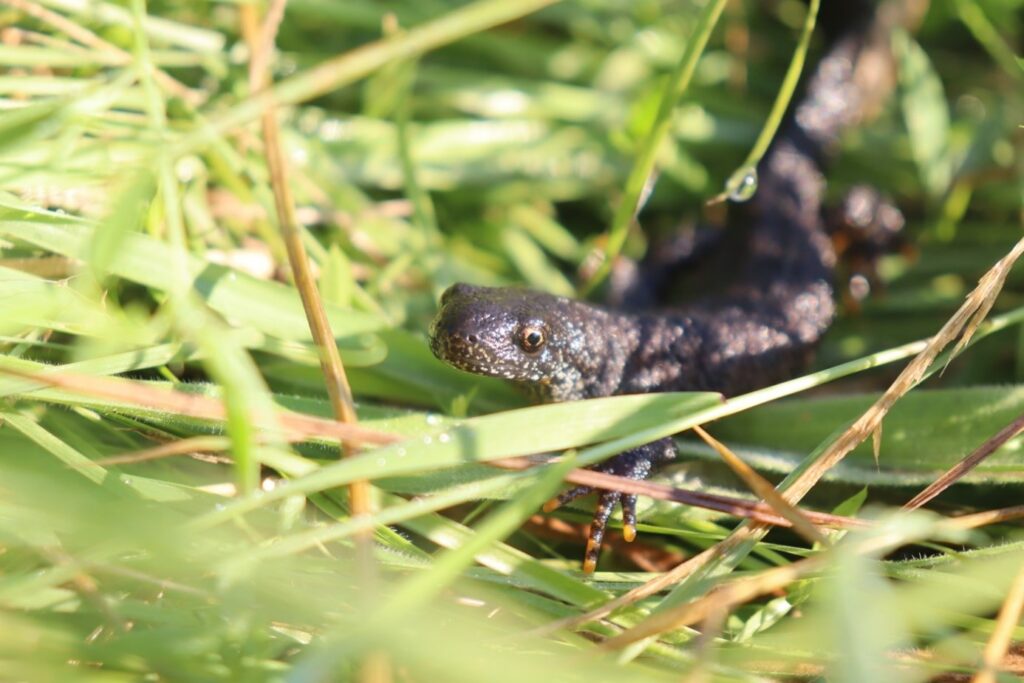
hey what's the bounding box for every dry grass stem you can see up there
[492,457,864,529]
[243,10,382,648]
[241,1,370,524]
[601,557,820,649]
[692,425,829,545]
[0,365,400,446]
[948,505,1024,530]
[782,236,1024,509]
[90,435,234,467]
[974,564,1024,683]
[905,411,1024,510]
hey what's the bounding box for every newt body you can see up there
[430,2,886,572]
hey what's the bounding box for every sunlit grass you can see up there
[0,0,1022,680]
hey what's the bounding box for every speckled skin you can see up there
[430,3,878,571]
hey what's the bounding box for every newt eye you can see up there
[519,326,546,353]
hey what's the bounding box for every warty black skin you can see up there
[430,3,878,572]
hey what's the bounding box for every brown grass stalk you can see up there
[974,564,1024,683]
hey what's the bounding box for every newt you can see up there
[429,1,898,573]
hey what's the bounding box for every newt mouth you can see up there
[428,314,490,374]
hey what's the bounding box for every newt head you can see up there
[429,282,614,402]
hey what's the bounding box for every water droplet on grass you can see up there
[726,166,758,202]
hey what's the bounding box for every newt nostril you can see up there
[467,334,478,343]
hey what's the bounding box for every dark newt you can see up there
[429,1,890,573]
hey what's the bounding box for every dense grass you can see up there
[0,0,1022,680]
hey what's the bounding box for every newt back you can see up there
[431,2,880,401]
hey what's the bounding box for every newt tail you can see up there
[429,1,884,573]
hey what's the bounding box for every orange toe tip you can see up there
[622,525,637,543]
[542,499,561,513]
[582,538,599,574]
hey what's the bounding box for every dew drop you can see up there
[725,166,758,202]
[121,476,132,485]
[214,503,226,512]
[849,273,871,302]
[425,413,442,426]
[422,435,433,445]
[320,120,342,142]
[376,457,387,467]
[438,432,451,444]
[395,447,407,458]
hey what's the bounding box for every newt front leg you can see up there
[544,438,677,572]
